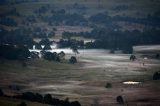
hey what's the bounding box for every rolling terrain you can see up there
[1,0,160,106]
[0,49,160,105]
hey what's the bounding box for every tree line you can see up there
[0,89,81,106]
[62,28,160,53]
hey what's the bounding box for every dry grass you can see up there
[0,55,160,105]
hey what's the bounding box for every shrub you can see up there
[70,101,81,106]
[116,96,124,104]
[69,56,77,64]
[21,92,35,101]
[153,71,160,80]
[43,94,53,104]
[0,88,4,96]
[17,101,27,106]
[105,83,112,88]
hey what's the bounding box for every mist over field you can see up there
[0,0,160,106]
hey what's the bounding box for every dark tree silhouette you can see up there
[116,96,124,104]
[71,45,79,56]
[58,51,65,60]
[0,88,4,96]
[130,54,136,61]
[105,83,112,88]
[43,94,53,104]
[69,56,77,64]
[35,93,43,102]
[35,43,42,50]
[43,45,52,50]
[153,71,160,80]
[17,101,27,106]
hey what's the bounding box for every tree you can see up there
[153,71,160,80]
[43,45,51,50]
[156,54,160,59]
[69,56,77,64]
[116,96,124,104]
[35,43,42,50]
[43,52,54,61]
[30,51,39,59]
[21,92,35,101]
[58,51,65,60]
[17,101,27,106]
[71,45,79,56]
[39,38,51,45]
[48,31,55,38]
[130,54,136,61]
[0,44,30,60]
[43,94,53,104]
[18,45,31,61]
[35,93,43,102]
[0,89,4,96]
[105,83,112,88]
[70,101,81,106]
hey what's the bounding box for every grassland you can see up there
[0,51,160,106]
[1,1,160,105]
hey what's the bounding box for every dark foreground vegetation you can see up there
[15,92,81,106]
[0,89,81,106]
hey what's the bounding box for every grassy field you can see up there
[0,50,160,106]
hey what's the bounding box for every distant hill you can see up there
[0,0,160,33]
[1,0,160,16]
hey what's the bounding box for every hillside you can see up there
[0,50,160,105]
[1,0,160,31]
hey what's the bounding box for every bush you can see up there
[21,92,35,101]
[70,101,81,106]
[35,93,43,102]
[116,96,124,104]
[43,94,53,104]
[105,83,112,88]
[69,56,77,64]
[0,89,4,96]
[153,71,160,80]
[15,92,82,106]
[17,101,27,106]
